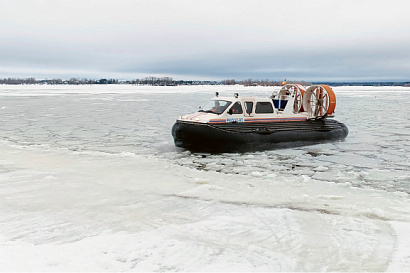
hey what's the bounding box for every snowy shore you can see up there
[1,142,410,271]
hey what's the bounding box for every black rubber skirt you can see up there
[171,119,348,152]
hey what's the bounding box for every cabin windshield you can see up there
[199,100,232,115]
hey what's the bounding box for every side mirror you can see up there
[228,108,233,115]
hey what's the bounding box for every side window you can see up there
[255,102,274,114]
[230,102,243,114]
[245,102,253,115]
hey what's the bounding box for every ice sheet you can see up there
[1,85,410,271]
[1,142,410,271]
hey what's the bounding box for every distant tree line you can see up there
[0,77,119,85]
[221,78,312,86]
[132,77,218,86]
[1,77,409,87]
[0,78,37,84]
[0,77,216,86]
[314,81,410,87]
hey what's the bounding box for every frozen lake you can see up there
[1,84,410,271]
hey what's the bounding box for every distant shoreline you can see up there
[1,77,409,87]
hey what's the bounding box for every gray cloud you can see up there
[1,0,410,81]
[118,43,410,81]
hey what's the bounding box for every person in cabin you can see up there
[212,101,221,113]
[230,102,243,114]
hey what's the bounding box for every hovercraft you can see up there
[172,84,348,152]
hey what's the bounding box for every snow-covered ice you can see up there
[1,85,410,271]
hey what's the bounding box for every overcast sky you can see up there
[1,0,410,81]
